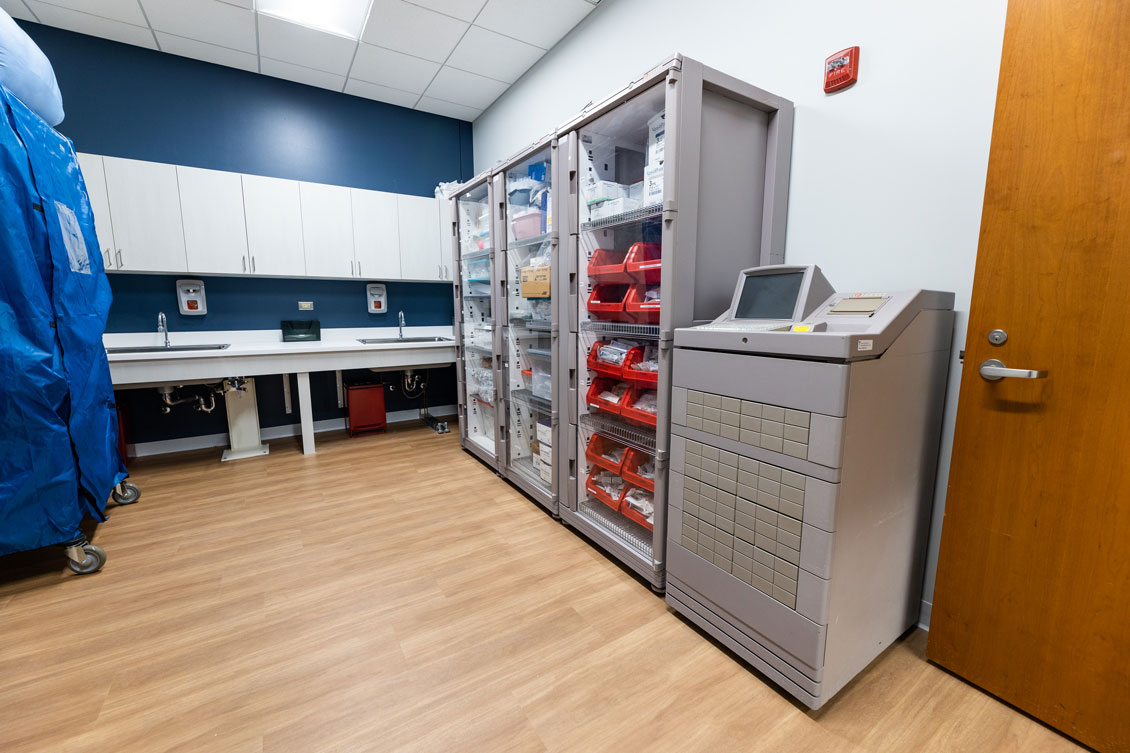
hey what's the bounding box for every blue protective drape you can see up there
[0,84,125,556]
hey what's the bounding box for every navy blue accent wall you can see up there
[105,275,453,333]
[17,22,470,447]
[18,21,473,196]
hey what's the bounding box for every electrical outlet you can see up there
[298,301,314,311]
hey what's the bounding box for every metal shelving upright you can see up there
[494,135,560,514]
[451,171,503,469]
[558,54,795,590]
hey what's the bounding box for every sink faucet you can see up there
[398,310,405,340]
[157,312,169,348]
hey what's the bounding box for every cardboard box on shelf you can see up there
[521,265,551,298]
[589,197,641,221]
[536,419,552,446]
[532,453,552,483]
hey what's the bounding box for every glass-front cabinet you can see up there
[500,141,557,511]
[455,178,498,464]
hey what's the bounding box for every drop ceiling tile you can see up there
[258,14,358,76]
[345,78,420,108]
[416,96,480,122]
[261,57,347,92]
[422,65,506,110]
[31,0,146,25]
[24,2,156,48]
[0,0,35,22]
[155,31,258,73]
[447,25,542,84]
[474,0,593,50]
[350,44,440,94]
[362,0,468,64]
[139,0,255,53]
[402,0,487,23]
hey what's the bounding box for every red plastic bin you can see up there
[586,469,627,512]
[587,248,632,283]
[620,490,655,531]
[621,385,658,428]
[624,284,661,324]
[621,448,656,492]
[585,434,628,475]
[622,346,659,386]
[625,242,662,284]
[586,341,625,378]
[585,377,627,416]
[586,284,630,321]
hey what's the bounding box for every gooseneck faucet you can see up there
[398,310,405,340]
[158,312,169,348]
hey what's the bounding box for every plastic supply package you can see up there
[597,338,634,366]
[637,458,656,479]
[599,382,628,405]
[602,445,625,464]
[644,285,660,302]
[624,488,655,522]
[592,470,625,498]
[634,344,660,372]
[0,10,64,126]
[633,390,658,414]
[0,84,125,557]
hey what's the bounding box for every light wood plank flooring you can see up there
[0,426,1082,753]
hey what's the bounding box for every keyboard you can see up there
[689,321,792,332]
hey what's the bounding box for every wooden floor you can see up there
[0,426,1083,753]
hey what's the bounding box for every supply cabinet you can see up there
[452,171,502,468]
[559,55,794,590]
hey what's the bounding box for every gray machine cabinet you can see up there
[666,266,954,708]
[559,54,795,591]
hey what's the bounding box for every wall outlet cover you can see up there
[298,301,314,311]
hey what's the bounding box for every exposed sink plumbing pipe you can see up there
[158,377,247,414]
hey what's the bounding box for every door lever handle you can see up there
[979,359,1048,382]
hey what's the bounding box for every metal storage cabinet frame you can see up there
[492,134,561,515]
[450,170,503,470]
[558,53,795,590]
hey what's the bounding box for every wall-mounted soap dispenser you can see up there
[176,279,207,315]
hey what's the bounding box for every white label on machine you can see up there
[857,339,873,352]
[55,201,90,275]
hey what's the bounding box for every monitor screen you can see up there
[734,272,804,320]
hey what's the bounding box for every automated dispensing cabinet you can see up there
[666,264,954,708]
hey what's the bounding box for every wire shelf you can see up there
[580,413,656,454]
[580,321,660,350]
[510,456,551,494]
[461,248,491,261]
[526,347,553,360]
[463,343,493,357]
[510,316,553,332]
[580,203,662,232]
[509,388,552,414]
[578,497,652,559]
[509,232,552,250]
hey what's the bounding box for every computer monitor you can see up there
[721,265,836,323]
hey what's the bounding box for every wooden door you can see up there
[927,2,1130,751]
[300,182,355,279]
[397,194,442,281]
[103,157,188,273]
[178,165,249,276]
[352,188,401,280]
[242,175,306,277]
[76,153,116,270]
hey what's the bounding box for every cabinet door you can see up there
[242,175,306,277]
[103,157,188,273]
[351,188,400,280]
[437,191,454,280]
[397,195,442,281]
[178,165,249,276]
[300,182,355,278]
[76,153,116,271]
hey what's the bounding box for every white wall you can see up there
[472,0,1009,625]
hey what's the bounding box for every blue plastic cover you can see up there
[0,9,64,126]
[0,84,123,557]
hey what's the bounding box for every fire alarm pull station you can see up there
[824,46,859,93]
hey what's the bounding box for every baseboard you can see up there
[918,599,932,631]
[128,405,457,458]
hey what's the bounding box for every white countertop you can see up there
[105,326,458,387]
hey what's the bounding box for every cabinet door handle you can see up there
[351,259,355,276]
[357,261,361,277]
[242,256,247,273]
[103,249,111,268]
[251,256,256,273]
[445,264,450,279]
[116,249,123,268]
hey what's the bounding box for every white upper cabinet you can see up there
[300,182,355,279]
[243,175,306,277]
[102,156,188,273]
[351,188,401,280]
[76,153,116,271]
[398,195,443,281]
[437,191,454,281]
[178,166,249,276]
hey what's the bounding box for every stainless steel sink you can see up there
[105,344,231,354]
[356,336,454,345]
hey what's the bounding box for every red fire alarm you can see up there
[824,46,859,93]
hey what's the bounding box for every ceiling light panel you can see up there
[257,0,372,40]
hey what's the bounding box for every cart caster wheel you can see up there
[113,482,141,505]
[67,544,106,575]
